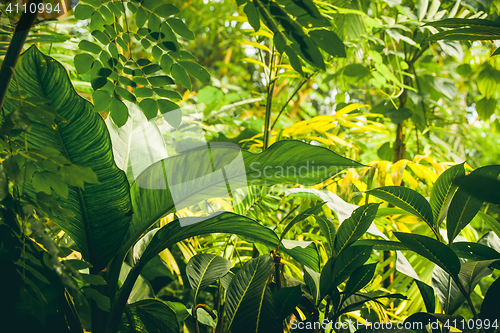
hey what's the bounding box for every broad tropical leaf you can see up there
[343,263,377,297]
[452,241,500,261]
[394,232,461,278]
[447,166,500,244]
[415,280,435,313]
[273,286,302,321]
[366,186,434,230]
[118,299,179,333]
[4,46,131,270]
[480,276,500,331]
[186,254,231,301]
[429,163,464,226]
[320,245,372,300]
[127,140,363,248]
[135,212,319,272]
[453,171,500,205]
[333,203,380,255]
[225,255,280,333]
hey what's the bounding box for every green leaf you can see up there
[273,286,302,320]
[225,256,280,333]
[115,86,136,103]
[279,203,324,244]
[447,165,500,243]
[415,280,435,313]
[333,203,380,255]
[160,54,174,73]
[343,263,377,296]
[79,40,101,54]
[430,163,465,227]
[92,90,111,112]
[366,186,434,230]
[171,64,191,90]
[476,97,497,120]
[148,75,175,86]
[284,45,303,75]
[136,6,148,28]
[342,63,370,79]
[425,18,500,29]
[320,245,372,300]
[90,12,106,32]
[119,299,179,333]
[135,212,318,273]
[74,53,94,74]
[315,216,336,256]
[74,4,94,20]
[166,17,195,40]
[156,4,180,18]
[178,61,211,83]
[127,140,363,247]
[492,47,500,57]
[139,98,158,120]
[426,26,500,42]
[452,241,500,261]
[309,29,346,57]
[109,98,129,127]
[480,212,500,240]
[243,1,260,32]
[3,46,132,270]
[91,30,110,45]
[479,276,500,329]
[394,232,461,277]
[454,172,500,204]
[186,254,231,301]
[32,172,51,195]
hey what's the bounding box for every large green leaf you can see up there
[135,212,318,272]
[366,186,434,230]
[479,276,500,331]
[343,263,377,297]
[320,245,372,300]
[333,203,380,255]
[127,140,363,249]
[426,26,500,41]
[394,232,461,278]
[429,163,464,227]
[279,203,324,244]
[186,254,231,302]
[452,241,500,261]
[447,166,500,244]
[453,171,500,205]
[118,299,179,333]
[225,255,280,333]
[4,46,131,270]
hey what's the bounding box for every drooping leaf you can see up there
[186,254,231,301]
[415,280,435,313]
[333,203,380,255]
[225,256,280,333]
[447,165,500,243]
[118,299,179,333]
[429,163,465,227]
[4,46,132,270]
[366,186,434,230]
[273,286,302,321]
[452,241,500,261]
[309,29,346,57]
[343,263,377,296]
[453,170,500,205]
[127,140,363,248]
[394,232,461,278]
[479,276,500,331]
[320,245,372,300]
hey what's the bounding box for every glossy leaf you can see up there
[4,46,131,270]
[128,140,363,248]
[333,203,380,255]
[394,232,461,278]
[366,186,434,230]
[447,165,500,243]
[186,254,231,301]
[225,256,280,333]
[429,163,464,227]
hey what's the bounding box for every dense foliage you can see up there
[1,0,500,332]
